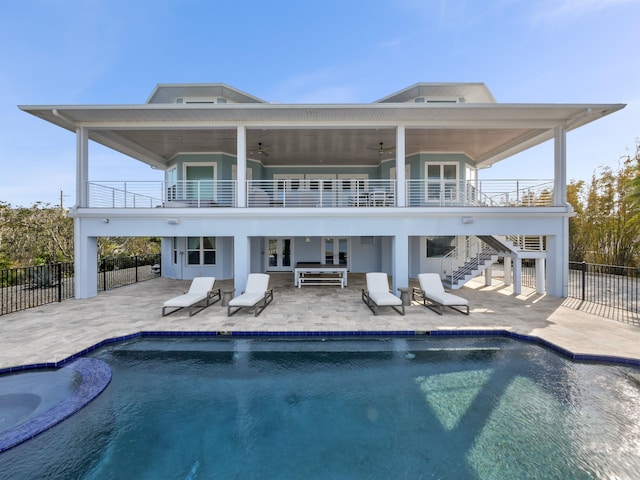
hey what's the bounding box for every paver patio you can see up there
[1,274,639,371]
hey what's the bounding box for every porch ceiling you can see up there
[20,102,624,168]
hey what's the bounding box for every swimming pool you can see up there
[1,336,639,479]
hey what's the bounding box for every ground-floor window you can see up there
[426,236,456,258]
[187,236,216,265]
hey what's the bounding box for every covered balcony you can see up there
[86,178,554,209]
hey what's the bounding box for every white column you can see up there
[237,126,247,208]
[392,234,409,293]
[233,234,250,293]
[513,258,522,295]
[503,257,512,286]
[535,258,546,294]
[484,265,492,286]
[546,233,568,297]
[553,126,567,207]
[76,127,89,207]
[395,126,406,207]
[74,219,98,298]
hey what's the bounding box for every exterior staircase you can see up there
[441,235,541,289]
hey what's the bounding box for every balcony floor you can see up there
[1,274,638,371]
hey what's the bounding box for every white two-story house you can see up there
[20,83,623,299]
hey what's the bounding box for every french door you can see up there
[322,237,349,266]
[266,238,293,271]
[426,163,458,203]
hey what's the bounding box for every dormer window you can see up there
[414,97,464,103]
[175,97,230,104]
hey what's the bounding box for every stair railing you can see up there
[440,238,497,287]
[506,235,544,251]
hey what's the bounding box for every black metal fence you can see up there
[568,261,639,325]
[0,254,160,316]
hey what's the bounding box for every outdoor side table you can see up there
[397,287,411,306]
[221,288,235,307]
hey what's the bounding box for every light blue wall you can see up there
[167,152,475,182]
[160,236,234,280]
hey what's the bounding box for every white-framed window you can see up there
[322,237,349,266]
[183,163,217,201]
[187,237,216,265]
[414,97,462,103]
[425,162,459,202]
[176,97,229,104]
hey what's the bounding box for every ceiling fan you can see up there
[249,142,269,157]
[369,142,395,155]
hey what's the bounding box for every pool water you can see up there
[1,336,639,479]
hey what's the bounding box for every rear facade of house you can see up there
[20,83,624,298]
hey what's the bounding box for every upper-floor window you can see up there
[414,97,463,103]
[175,97,229,104]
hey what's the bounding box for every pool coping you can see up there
[1,329,638,375]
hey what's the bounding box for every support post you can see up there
[396,126,406,207]
[392,234,409,294]
[237,126,247,208]
[76,126,89,207]
[513,258,522,295]
[74,221,98,299]
[504,257,512,286]
[535,258,546,294]
[233,235,250,293]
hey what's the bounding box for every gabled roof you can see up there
[375,83,496,103]
[146,83,266,104]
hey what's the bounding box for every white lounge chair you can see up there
[361,272,404,315]
[162,277,221,317]
[412,273,469,315]
[228,273,274,317]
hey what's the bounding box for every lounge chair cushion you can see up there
[164,292,211,308]
[162,277,220,316]
[363,272,404,315]
[418,273,468,306]
[229,292,266,307]
[368,290,403,306]
[227,273,273,316]
[413,273,469,315]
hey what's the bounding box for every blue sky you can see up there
[1,0,638,207]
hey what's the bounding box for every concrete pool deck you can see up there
[1,274,639,371]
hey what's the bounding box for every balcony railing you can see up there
[248,179,396,207]
[405,179,553,207]
[86,179,553,209]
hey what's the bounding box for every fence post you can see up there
[57,262,62,302]
[581,261,586,301]
[135,255,139,283]
[102,258,107,291]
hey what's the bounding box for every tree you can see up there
[568,141,640,266]
[624,139,640,229]
[0,202,160,267]
[0,201,74,266]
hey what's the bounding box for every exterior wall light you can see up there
[167,218,180,225]
[462,216,474,224]
[101,218,109,223]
